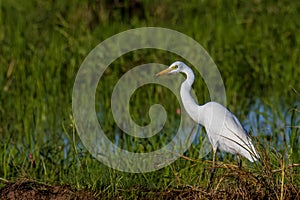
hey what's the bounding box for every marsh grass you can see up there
[0,0,299,199]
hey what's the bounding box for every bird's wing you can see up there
[224,112,249,145]
[222,111,259,161]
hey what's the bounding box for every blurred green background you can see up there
[0,0,299,196]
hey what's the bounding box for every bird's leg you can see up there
[207,148,217,190]
[237,154,242,169]
[209,148,217,182]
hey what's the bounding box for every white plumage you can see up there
[156,61,259,172]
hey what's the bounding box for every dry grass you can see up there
[1,162,299,200]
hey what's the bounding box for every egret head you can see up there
[155,61,186,77]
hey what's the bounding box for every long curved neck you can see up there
[180,67,205,125]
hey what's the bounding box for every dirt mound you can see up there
[0,180,96,200]
[1,179,299,199]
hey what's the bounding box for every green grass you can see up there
[0,0,299,199]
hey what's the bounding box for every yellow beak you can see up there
[155,68,172,77]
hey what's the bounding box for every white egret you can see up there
[156,61,259,176]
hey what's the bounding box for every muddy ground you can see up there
[0,180,95,200]
[0,179,299,199]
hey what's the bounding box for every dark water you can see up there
[64,99,299,161]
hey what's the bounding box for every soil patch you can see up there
[1,179,299,199]
[0,180,96,200]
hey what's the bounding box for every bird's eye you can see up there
[172,65,178,69]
